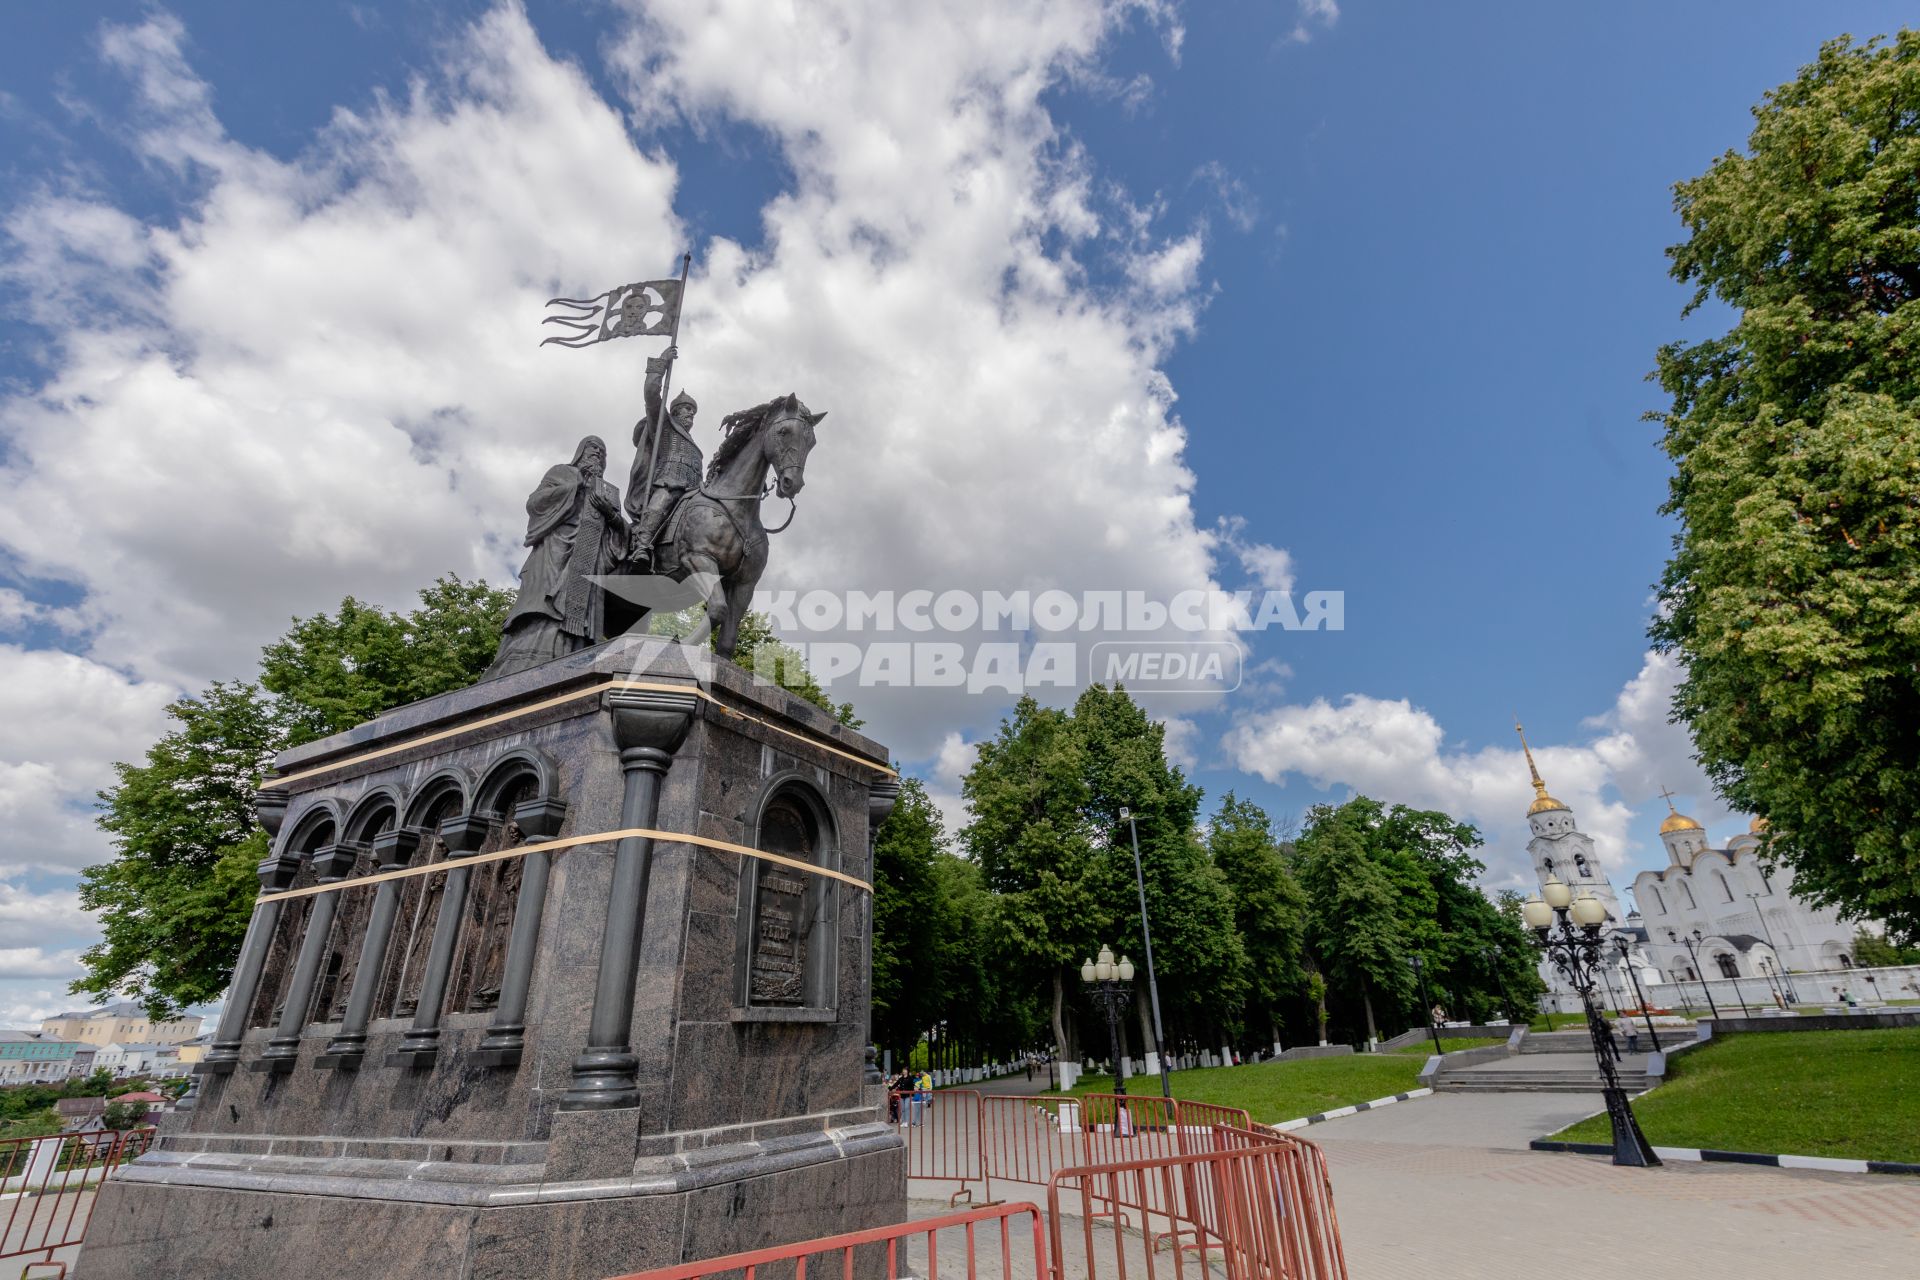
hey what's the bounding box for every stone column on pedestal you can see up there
[474,796,570,1067]
[560,689,696,1111]
[255,841,364,1071]
[864,779,900,1086]
[316,826,422,1067]
[200,793,300,1074]
[386,812,495,1068]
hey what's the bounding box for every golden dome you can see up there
[1658,788,1704,834]
[1749,815,1770,834]
[1515,721,1569,814]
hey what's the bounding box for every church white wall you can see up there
[1535,963,1920,1016]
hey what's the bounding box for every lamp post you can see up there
[1118,807,1173,1099]
[1483,945,1517,1024]
[1522,879,1660,1167]
[1668,929,1720,1019]
[1746,893,1798,1003]
[1408,955,1445,1057]
[1081,946,1136,1097]
[1612,935,1662,1051]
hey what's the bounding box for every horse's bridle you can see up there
[695,407,807,535]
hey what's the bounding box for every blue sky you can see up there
[0,2,1896,1019]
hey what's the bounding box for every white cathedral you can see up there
[1515,726,1861,1002]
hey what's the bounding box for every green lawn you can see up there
[1053,1054,1426,1124]
[1388,1036,1506,1055]
[1552,1027,1920,1162]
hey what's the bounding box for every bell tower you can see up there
[1517,720,1622,925]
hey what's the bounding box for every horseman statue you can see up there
[488,258,825,674]
[626,344,701,570]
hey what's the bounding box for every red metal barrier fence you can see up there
[897,1090,1252,1203]
[0,1127,156,1277]
[895,1089,984,1201]
[712,1094,1346,1280]
[1044,1130,1346,1280]
[596,1201,1050,1280]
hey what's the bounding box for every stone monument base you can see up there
[75,638,908,1279]
[79,1104,903,1280]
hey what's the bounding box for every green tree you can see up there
[63,1068,116,1099]
[1293,798,1409,1043]
[0,1106,62,1141]
[871,777,947,1059]
[102,1100,148,1131]
[1207,793,1307,1049]
[1071,685,1246,1057]
[1853,927,1920,967]
[1651,31,1920,939]
[961,697,1104,1059]
[78,685,285,1013]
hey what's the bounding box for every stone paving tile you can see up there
[1306,1095,1920,1278]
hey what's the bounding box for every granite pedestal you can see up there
[77,640,905,1280]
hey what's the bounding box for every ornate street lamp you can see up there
[1611,934,1662,1051]
[1407,955,1445,1056]
[1746,892,1798,1003]
[1668,929,1721,1019]
[1081,946,1136,1097]
[1523,878,1660,1167]
[1118,807,1173,1098]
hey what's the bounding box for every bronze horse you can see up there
[642,393,824,658]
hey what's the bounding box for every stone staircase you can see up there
[1515,1030,1603,1054]
[1432,1050,1651,1094]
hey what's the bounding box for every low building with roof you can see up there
[39,1002,203,1048]
[92,1042,185,1079]
[0,1031,91,1084]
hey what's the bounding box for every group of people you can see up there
[885,1068,933,1125]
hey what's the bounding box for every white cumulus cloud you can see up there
[1223,651,1730,893]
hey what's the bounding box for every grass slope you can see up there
[1388,1036,1505,1055]
[1058,1054,1425,1124]
[1553,1027,1920,1162]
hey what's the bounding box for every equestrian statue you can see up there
[489,260,825,679]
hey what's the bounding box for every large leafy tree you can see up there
[1071,685,1246,1054]
[871,777,947,1058]
[1292,798,1409,1043]
[960,696,1105,1059]
[1651,31,1920,939]
[79,686,288,1012]
[1207,793,1307,1050]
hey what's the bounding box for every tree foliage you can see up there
[1651,31,1920,939]
[1207,793,1307,1043]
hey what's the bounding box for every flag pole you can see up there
[638,251,694,510]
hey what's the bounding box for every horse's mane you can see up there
[705,397,788,482]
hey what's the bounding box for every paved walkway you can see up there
[905,1083,1920,1278]
[1308,1092,1920,1279]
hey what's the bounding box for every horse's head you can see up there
[764,393,825,499]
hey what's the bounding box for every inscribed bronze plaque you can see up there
[748,868,809,1005]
